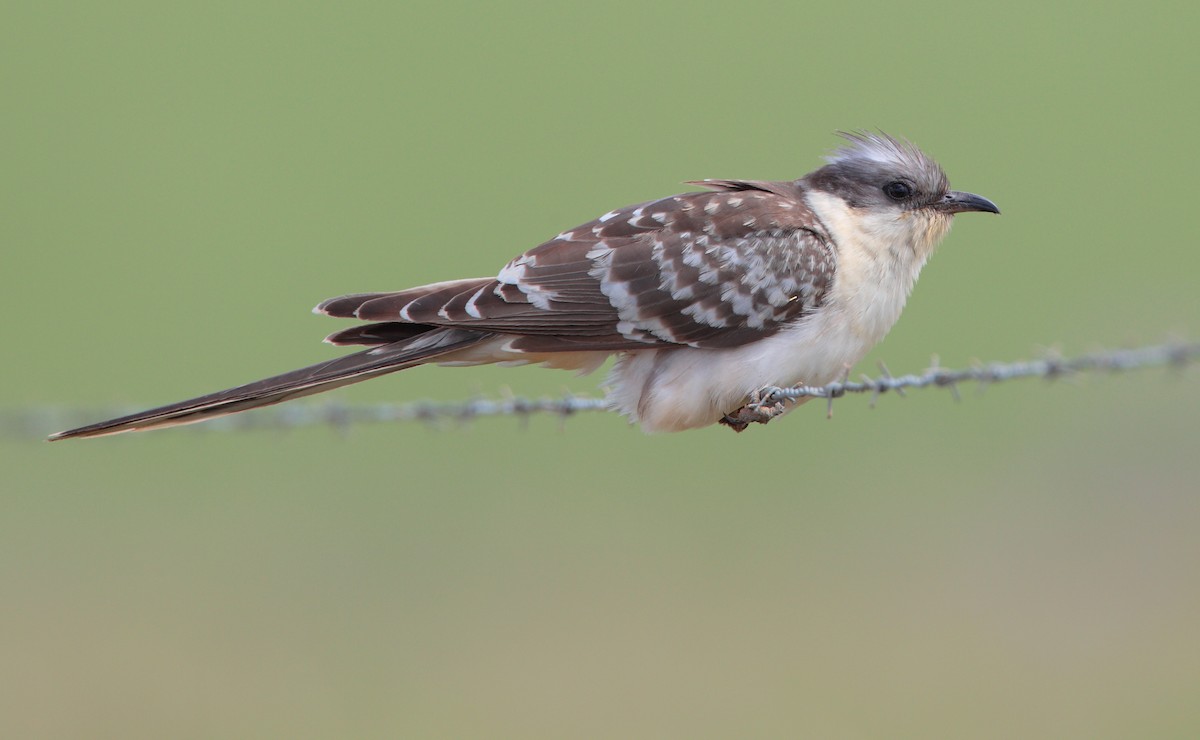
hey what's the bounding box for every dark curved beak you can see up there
[937,190,1000,215]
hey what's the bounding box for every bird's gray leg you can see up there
[718,387,789,433]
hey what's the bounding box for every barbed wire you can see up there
[757,340,1198,418]
[5,341,1196,439]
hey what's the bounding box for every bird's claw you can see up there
[719,387,789,433]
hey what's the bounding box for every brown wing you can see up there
[318,181,837,352]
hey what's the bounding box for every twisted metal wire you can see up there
[6,341,1196,439]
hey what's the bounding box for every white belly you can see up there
[604,298,899,432]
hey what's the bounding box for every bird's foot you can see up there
[719,387,789,433]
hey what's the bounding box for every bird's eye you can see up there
[883,181,914,200]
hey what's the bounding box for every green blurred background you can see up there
[4,2,1199,737]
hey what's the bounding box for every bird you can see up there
[49,131,998,440]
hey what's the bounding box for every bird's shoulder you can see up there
[536,179,824,247]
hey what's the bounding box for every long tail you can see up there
[48,329,492,441]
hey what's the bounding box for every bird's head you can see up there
[802,131,998,256]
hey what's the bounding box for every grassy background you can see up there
[4,2,1199,737]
